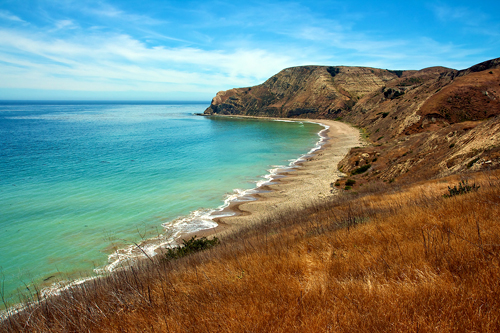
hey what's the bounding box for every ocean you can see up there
[0,101,324,307]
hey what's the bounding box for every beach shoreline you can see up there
[175,116,363,242]
[1,116,361,318]
[53,116,362,285]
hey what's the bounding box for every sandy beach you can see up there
[186,117,363,240]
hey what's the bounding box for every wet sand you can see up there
[181,117,363,241]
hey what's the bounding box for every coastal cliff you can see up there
[204,65,406,118]
[205,58,500,183]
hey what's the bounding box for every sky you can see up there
[0,0,499,101]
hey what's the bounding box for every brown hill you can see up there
[205,58,500,183]
[204,65,406,118]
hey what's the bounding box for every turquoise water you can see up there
[0,102,323,306]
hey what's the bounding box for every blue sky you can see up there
[0,0,499,100]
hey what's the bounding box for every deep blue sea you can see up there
[0,101,323,307]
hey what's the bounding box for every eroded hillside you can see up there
[204,66,405,118]
[205,58,500,183]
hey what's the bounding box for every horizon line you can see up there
[0,100,211,104]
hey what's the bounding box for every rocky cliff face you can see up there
[205,58,500,182]
[204,66,406,118]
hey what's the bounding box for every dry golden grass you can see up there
[2,170,500,332]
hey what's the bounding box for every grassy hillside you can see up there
[2,170,500,332]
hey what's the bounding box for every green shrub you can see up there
[383,89,404,99]
[388,70,404,78]
[351,164,371,175]
[165,236,220,260]
[345,179,356,186]
[399,77,423,86]
[344,186,352,191]
[443,180,480,198]
[327,67,341,77]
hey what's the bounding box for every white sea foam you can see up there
[272,119,297,123]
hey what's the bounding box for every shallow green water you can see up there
[0,102,323,306]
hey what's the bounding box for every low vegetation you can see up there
[351,164,371,175]
[164,236,219,260]
[443,179,480,198]
[345,179,356,186]
[2,170,500,332]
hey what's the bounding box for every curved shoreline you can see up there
[38,117,334,288]
[1,117,361,318]
[100,117,328,270]
[178,117,363,241]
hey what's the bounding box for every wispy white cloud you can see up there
[431,5,469,22]
[285,22,486,70]
[0,28,300,94]
[53,19,78,31]
[429,3,490,25]
[218,2,481,69]
[0,10,25,23]
[82,2,166,26]
[295,26,407,52]
[94,10,164,26]
[428,3,500,38]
